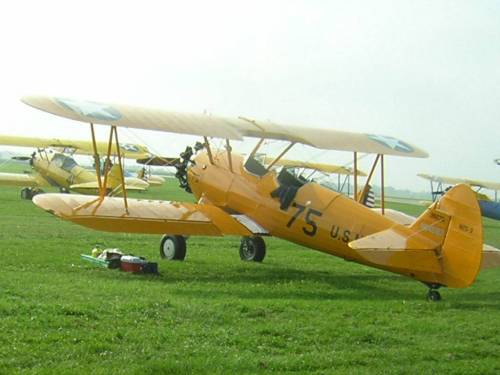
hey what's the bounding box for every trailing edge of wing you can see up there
[69,182,146,192]
[33,193,253,236]
[22,96,428,158]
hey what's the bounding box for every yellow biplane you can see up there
[0,135,150,199]
[22,96,497,300]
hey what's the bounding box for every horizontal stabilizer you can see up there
[355,248,441,273]
[482,244,500,270]
[349,226,440,251]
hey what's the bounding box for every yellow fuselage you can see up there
[188,151,436,283]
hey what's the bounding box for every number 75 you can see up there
[286,202,322,237]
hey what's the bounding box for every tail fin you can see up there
[350,184,483,288]
[107,164,125,189]
[430,183,483,287]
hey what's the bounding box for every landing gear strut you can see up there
[239,236,266,262]
[425,283,442,302]
[160,235,186,260]
[20,187,44,200]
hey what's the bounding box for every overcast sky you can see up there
[0,1,499,191]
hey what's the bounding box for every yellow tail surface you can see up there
[424,183,483,287]
[106,164,123,187]
[349,184,483,288]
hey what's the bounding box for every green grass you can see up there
[1,175,500,374]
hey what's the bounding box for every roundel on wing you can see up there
[56,98,122,121]
[367,134,414,153]
[120,143,140,152]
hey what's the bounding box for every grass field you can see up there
[1,174,500,374]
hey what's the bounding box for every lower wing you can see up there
[33,193,253,236]
[0,172,49,187]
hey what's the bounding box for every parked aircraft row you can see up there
[1,95,494,301]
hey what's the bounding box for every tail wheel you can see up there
[160,235,186,261]
[239,236,266,262]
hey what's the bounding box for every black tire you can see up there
[160,235,186,260]
[427,290,441,302]
[239,236,266,262]
[20,188,32,200]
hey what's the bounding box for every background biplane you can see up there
[0,135,151,199]
[22,95,499,300]
[418,173,500,221]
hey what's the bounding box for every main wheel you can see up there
[160,235,186,260]
[20,187,32,200]
[239,236,266,262]
[427,290,441,302]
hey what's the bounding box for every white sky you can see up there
[0,0,499,191]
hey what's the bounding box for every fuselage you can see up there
[32,152,148,193]
[187,150,429,280]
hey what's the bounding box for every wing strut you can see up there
[225,139,233,172]
[266,142,295,172]
[355,153,385,215]
[203,136,214,164]
[353,152,358,201]
[89,123,103,192]
[75,123,129,215]
[112,126,129,214]
[381,154,385,215]
[358,154,380,204]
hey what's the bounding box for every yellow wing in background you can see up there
[0,134,150,160]
[418,173,500,191]
[22,96,428,158]
[69,181,146,193]
[0,172,50,187]
[33,193,253,237]
[262,157,367,176]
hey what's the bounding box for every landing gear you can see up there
[20,187,31,200]
[20,187,43,200]
[427,290,441,302]
[160,235,186,260]
[239,236,266,262]
[425,283,442,302]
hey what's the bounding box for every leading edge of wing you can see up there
[22,95,428,158]
[32,193,253,236]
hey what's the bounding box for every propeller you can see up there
[11,156,31,161]
[175,142,204,193]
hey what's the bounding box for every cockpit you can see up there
[244,156,308,210]
[51,153,78,172]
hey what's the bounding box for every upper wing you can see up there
[0,172,49,187]
[0,134,150,160]
[418,173,500,191]
[33,193,253,236]
[417,173,468,186]
[22,96,428,158]
[262,157,367,176]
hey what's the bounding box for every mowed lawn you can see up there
[1,177,500,374]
